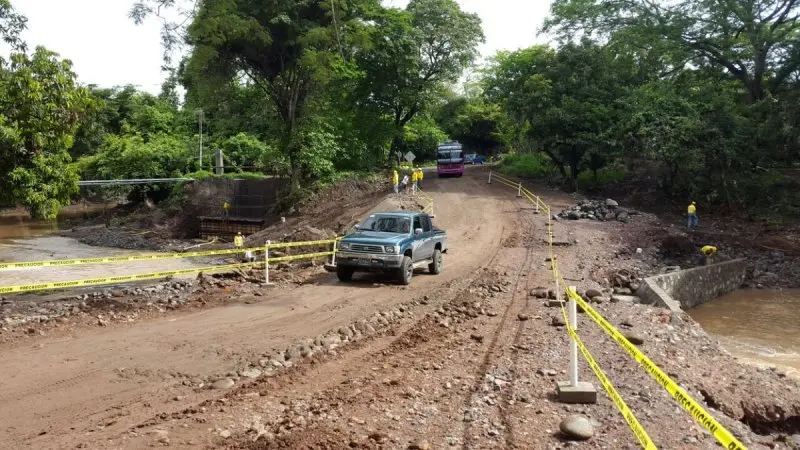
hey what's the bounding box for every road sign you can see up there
[404,151,416,163]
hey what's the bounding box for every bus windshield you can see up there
[437,144,463,164]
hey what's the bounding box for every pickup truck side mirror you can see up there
[429,214,436,219]
[354,224,360,229]
[414,228,423,236]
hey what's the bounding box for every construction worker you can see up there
[222,200,231,219]
[687,201,698,230]
[416,167,424,190]
[701,245,717,265]
[392,169,399,194]
[410,168,418,194]
[234,231,244,260]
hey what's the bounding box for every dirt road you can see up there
[0,169,791,449]
[0,170,515,449]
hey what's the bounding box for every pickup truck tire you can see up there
[398,256,413,285]
[336,266,354,282]
[429,248,443,274]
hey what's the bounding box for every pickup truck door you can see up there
[419,215,436,261]
[411,215,429,262]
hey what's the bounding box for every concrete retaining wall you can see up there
[636,258,747,311]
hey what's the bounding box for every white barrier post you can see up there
[264,240,273,285]
[535,197,540,214]
[331,237,337,266]
[568,285,579,387]
[517,182,522,197]
[556,284,597,404]
[488,171,492,184]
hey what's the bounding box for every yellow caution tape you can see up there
[0,246,267,271]
[0,239,338,271]
[0,261,259,294]
[0,251,336,294]
[493,171,746,450]
[562,286,747,450]
[267,239,337,250]
[559,300,657,449]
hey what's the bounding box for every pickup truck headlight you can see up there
[339,242,350,250]
[384,245,400,253]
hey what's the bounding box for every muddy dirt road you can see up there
[1,169,794,450]
[0,171,514,449]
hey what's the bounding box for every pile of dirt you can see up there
[557,198,640,223]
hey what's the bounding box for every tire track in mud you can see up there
[460,195,538,449]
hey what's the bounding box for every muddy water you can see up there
[690,289,800,376]
[0,203,113,240]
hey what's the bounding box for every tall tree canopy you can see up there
[0,47,95,218]
[543,0,800,102]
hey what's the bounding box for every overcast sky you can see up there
[4,0,553,94]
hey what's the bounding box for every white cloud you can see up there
[4,0,553,94]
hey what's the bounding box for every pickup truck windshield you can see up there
[360,215,412,233]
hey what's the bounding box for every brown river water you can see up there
[690,289,800,376]
[0,206,206,296]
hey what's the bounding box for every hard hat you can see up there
[237,231,242,235]
[691,201,696,205]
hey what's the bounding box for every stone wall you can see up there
[636,258,748,311]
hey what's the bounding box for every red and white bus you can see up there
[436,140,464,177]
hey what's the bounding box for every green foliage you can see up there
[543,0,800,102]
[0,46,94,219]
[397,117,448,162]
[219,133,271,171]
[499,154,559,180]
[184,170,267,180]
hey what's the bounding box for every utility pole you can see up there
[195,108,204,170]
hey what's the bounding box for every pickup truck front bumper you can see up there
[336,251,404,270]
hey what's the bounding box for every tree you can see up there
[356,0,484,150]
[436,97,507,154]
[0,0,26,52]
[176,0,379,189]
[483,41,637,190]
[0,47,96,219]
[543,0,800,102]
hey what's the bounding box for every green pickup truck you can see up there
[335,212,447,285]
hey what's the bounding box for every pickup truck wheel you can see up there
[336,266,354,282]
[429,248,443,274]
[398,256,413,285]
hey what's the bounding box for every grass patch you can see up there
[498,153,557,179]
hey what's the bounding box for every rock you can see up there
[613,287,632,295]
[624,332,645,345]
[211,378,235,390]
[559,414,594,440]
[616,211,629,222]
[551,316,566,327]
[611,294,640,303]
[590,296,605,304]
[567,211,581,220]
[605,198,619,207]
[470,333,484,343]
[240,368,262,379]
[585,288,602,299]
[408,440,431,450]
[219,430,232,439]
[517,313,530,321]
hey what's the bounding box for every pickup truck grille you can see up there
[350,244,384,253]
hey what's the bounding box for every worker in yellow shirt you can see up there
[687,201,698,230]
[392,169,399,194]
[416,168,424,189]
[222,200,230,219]
[234,231,244,260]
[701,245,717,265]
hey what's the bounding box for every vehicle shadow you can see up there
[304,268,435,289]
